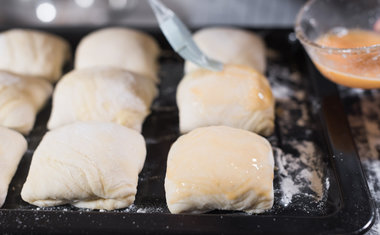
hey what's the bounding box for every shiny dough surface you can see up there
[165,126,274,214]
[21,121,146,210]
[177,64,275,136]
[0,29,70,82]
[0,126,27,207]
[47,66,157,132]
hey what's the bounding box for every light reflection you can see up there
[252,164,260,170]
[36,2,56,23]
[109,0,128,10]
[75,0,95,8]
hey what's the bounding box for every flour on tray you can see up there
[274,142,328,207]
[122,204,164,213]
[267,62,329,209]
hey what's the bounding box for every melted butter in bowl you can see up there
[295,0,380,89]
[312,28,380,88]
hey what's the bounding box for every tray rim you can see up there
[0,27,375,234]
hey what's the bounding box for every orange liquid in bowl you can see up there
[314,29,380,88]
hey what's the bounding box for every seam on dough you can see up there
[59,140,107,197]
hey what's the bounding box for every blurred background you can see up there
[0,0,305,28]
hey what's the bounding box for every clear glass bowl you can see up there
[295,0,380,89]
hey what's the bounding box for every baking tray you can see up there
[0,27,376,234]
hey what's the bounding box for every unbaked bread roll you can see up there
[165,126,274,214]
[21,121,146,210]
[0,126,27,207]
[177,64,275,136]
[0,71,52,134]
[47,67,157,132]
[0,29,70,82]
[75,27,160,82]
[185,27,266,74]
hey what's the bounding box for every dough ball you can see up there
[0,71,52,134]
[0,29,71,82]
[21,121,146,210]
[165,126,274,214]
[47,66,157,132]
[75,27,160,83]
[177,64,275,136]
[0,126,27,207]
[184,27,266,74]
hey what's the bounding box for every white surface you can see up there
[0,71,52,134]
[0,127,27,207]
[48,67,157,132]
[21,121,146,210]
[75,27,160,82]
[0,29,70,82]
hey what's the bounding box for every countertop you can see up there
[341,87,380,234]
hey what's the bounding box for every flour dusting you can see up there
[122,204,164,213]
[274,143,327,207]
[268,62,328,210]
[279,177,299,206]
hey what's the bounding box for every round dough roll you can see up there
[184,27,266,74]
[47,66,157,132]
[0,71,52,134]
[177,64,275,136]
[75,27,160,83]
[21,121,146,210]
[0,126,27,207]
[0,29,71,82]
[165,126,274,214]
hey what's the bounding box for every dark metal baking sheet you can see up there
[0,27,375,234]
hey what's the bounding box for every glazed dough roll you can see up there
[0,71,52,134]
[165,126,274,214]
[0,29,70,82]
[177,64,275,136]
[0,127,27,207]
[75,27,160,82]
[21,121,146,210]
[47,67,157,132]
[184,27,266,74]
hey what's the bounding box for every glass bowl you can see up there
[295,0,380,89]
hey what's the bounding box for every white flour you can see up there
[279,177,299,206]
[268,63,328,208]
[122,204,164,213]
[274,142,327,207]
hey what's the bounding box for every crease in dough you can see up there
[0,29,71,82]
[47,66,157,132]
[165,126,274,214]
[184,27,266,74]
[75,27,160,83]
[0,126,27,207]
[177,64,275,136]
[0,71,52,134]
[21,121,146,210]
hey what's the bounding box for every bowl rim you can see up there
[295,0,380,54]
